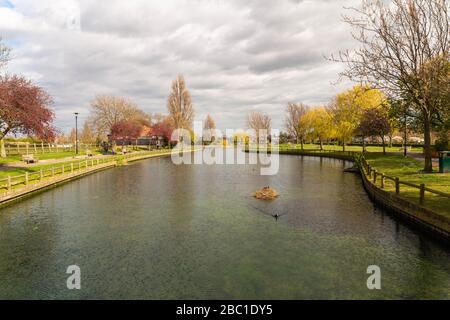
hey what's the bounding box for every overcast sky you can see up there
[0,0,359,132]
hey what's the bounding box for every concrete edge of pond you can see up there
[0,162,116,209]
[0,151,179,210]
[248,149,450,244]
[2,148,449,244]
[360,168,450,244]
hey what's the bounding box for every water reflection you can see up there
[0,149,449,299]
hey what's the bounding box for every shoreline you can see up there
[2,146,449,244]
[247,148,450,244]
[0,150,188,209]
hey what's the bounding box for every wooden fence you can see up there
[0,157,113,193]
[361,157,450,206]
[4,142,99,156]
[0,149,175,194]
[275,146,450,207]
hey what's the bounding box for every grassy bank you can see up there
[280,143,423,153]
[364,153,449,216]
[277,144,449,217]
[0,148,171,180]
[0,150,103,164]
[0,148,184,196]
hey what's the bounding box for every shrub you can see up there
[435,136,449,152]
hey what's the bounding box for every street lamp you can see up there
[74,112,79,155]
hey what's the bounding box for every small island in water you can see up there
[254,186,279,200]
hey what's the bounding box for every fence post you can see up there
[7,175,11,192]
[34,143,37,153]
[25,172,28,186]
[51,167,55,177]
[381,173,385,188]
[419,184,425,205]
[395,178,400,195]
[62,165,65,175]
[373,170,377,184]
[71,163,74,173]
[40,169,43,181]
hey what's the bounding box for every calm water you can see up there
[0,150,449,299]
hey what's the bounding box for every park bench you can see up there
[22,154,38,164]
[86,149,94,157]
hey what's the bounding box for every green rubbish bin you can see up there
[438,151,450,173]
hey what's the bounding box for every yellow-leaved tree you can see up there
[329,85,387,151]
[301,107,335,150]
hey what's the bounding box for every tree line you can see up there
[281,85,394,154]
[0,0,448,173]
[331,0,449,172]
[246,0,449,173]
[63,74,200,149]
[0,51,204,155]
[0,40,213,153]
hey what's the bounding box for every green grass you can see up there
[0,150,103,164]
[0,150,104,179]
[0,148,175,181]
[277,144,449,216]
[0,159,99,180]
[364,153,450,217]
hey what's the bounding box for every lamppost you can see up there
[74,112,79,154]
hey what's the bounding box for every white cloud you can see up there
[0,0,358,132]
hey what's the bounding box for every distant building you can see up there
[109,126,165,148]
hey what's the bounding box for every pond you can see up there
[0,149,449,299]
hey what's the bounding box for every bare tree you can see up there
[150,112,165,125]
[68,128,77,145]
[285,102,309,149]
[0,38,10,69]
[247,111,271,143]
[80,121,96,144]
[88,95,149,139]
[204,114,216,130]
[167,75,194,131]
[203,114,217,143]
[331,0,449,172]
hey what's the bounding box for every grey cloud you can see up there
[249,50,323,73]
[0,0,360,132]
